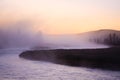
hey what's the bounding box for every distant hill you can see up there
[77,29,120,38]
[77,29,120,46]
[38,29,120,49]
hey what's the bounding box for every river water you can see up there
[0,49,120,80]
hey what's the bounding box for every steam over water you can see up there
[0,49,120,80]
[0,21,43,49]
[43,35,109,49]
[0,21,109,49]
[0,21,116,80]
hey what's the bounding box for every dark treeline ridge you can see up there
[20,47,120,71]
[91,33,120,46]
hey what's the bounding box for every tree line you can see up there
[90,33,120,46]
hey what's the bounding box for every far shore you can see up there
[19,47,120,71]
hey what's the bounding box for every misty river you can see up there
[0,49,120,80]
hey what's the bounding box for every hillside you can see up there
[33,29,120,50]
[85,29,120,46]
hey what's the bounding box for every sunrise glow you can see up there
[0,0,120,34]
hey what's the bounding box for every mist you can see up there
[0,21,109,49]
[43,34,109,49]
[0,21,43,49]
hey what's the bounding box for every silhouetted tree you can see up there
[89,37,101,44]
[90,33,120,46]
[104,33,120,46]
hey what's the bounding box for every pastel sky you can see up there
[0,0,120,34]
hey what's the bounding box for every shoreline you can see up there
[19,47,120,71]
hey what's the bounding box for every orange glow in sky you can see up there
[0,0,120,34]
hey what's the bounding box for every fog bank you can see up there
[42,34,109,49]
[0,21,43,49]
[0,21,109,49]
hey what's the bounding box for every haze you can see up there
[0,0,120,34]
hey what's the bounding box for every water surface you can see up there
[0,49,120,80]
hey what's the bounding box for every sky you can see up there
[0,0,120,34]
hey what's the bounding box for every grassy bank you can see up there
[19,47,120,71]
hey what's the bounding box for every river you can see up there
[0,49,120,80]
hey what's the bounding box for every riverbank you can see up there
[19,47,120,71]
